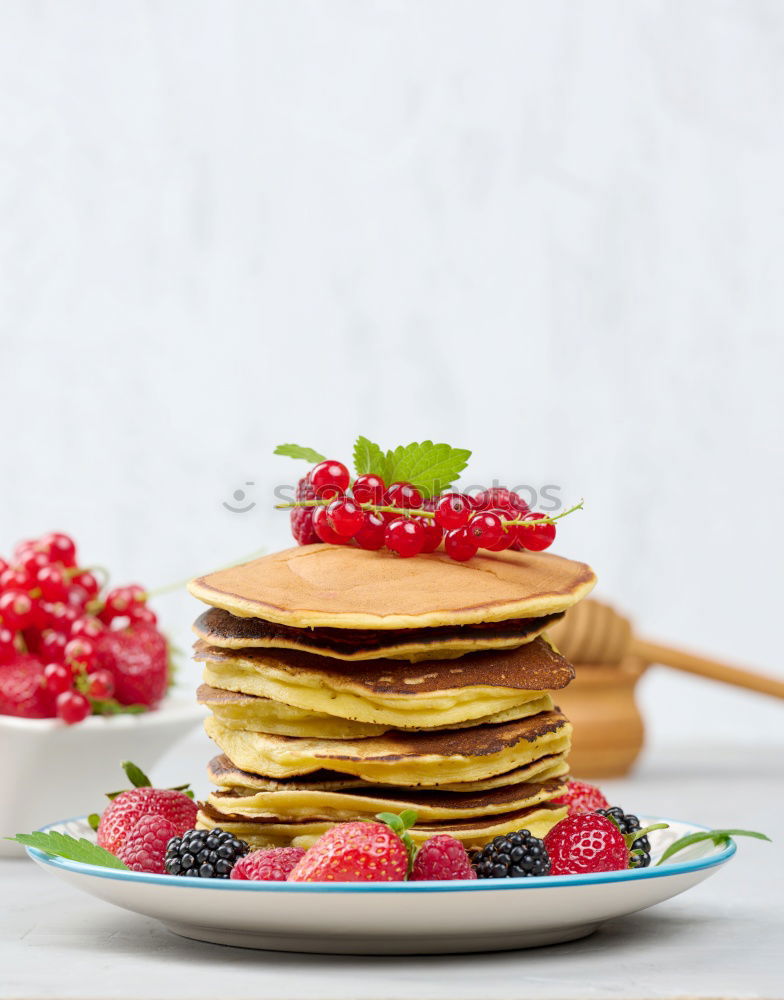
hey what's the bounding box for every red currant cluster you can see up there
[286,461,558,561]
[0,533,167,725]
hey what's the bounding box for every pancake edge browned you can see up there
[194,636,575,694]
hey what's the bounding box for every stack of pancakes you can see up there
[188,544,596,850]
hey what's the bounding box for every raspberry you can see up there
[117,814,178,873]
[97,787,198,855]
[544,814,629,875]
[0,654,53,718]
[94,623,169,708]
[410,836,476,881]
[288,821,409,882]
[290,474,319,545]
[551,779,610,817]
[231,847,306,881]
[472,488,530,515]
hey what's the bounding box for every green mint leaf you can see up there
[656,828,770,866]
[622,822,669,851]
[274,444,326,464]
[9,831,129,870]
[87,814,101,831]
[383,441,472,499]
[122,761,152,788]
[353,436,386,477]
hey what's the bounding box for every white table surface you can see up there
[2,741,780,1000]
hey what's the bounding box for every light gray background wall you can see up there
[2,1,782,753]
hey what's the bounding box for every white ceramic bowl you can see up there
[0,698,204,855]
[27,816,735,953]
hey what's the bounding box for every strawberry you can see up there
[288,816,412,882]
[95,624,168,708]
[0,654,54,718]
[551,779,610,817]
[231,847,306,881]
[97,787,197,855]
[544,814,629,875]
[410,835,476,881]
[117,814,178,873]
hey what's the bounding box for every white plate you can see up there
[24,816,735,954]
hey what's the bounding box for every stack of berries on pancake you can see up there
[188,543,596,850]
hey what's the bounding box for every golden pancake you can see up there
[197,801,568,850]
[204,710,571,785]
[206,753,570,794]
[198,684,554,738]
[188,544,596,628]
[195,637,572,729]
[207,774,566,822]
[193,607,564,661]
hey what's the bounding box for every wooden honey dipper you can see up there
[548,598,784,699]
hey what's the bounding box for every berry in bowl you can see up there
[0,532,203,854]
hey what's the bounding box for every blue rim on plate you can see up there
[25,816,736,892]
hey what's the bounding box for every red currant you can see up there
[56,690,91,725]
[128,605,158,626]
[352,474,386,505]
[386,482,423,511]
[310,460,350,501]
[354,512,386,550]
[384,517,425,558]
[17,549,51,576]
[64,636,97,672]
[44,662,73,695]
[0,566,34,592]
[466,511,504,548]
[86,669,115,700]
[416,517,443,553]
[12,539,38,562]
[70,570,100,601]
[70,615,105,639]
[434,493,471,530]
[0,557,8,577]
[40,629,68,662]
[312,505,348,545]
[515,513,556,552]
[100,585,145,621]
[0,626,16,664]
[444,527,478,562]
[38,601,77,631]
[0,590,35,630]
[36,565,69,602]
[326,498,364,538]
[482,515,516,551]
[39,532,78,568]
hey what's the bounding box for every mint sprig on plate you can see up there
[9,831,129,870]
[656,828,770,866]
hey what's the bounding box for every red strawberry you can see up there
[410,835,476,881]
[288,821,409,882]
[97,788,197,855]
[117,814,178,873]
[544,814,629,875]
[231,847,306,881]
[551,779,610,817]
[95,624,168,708]
[0,654,54,718]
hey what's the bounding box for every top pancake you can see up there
[188,544,596,629]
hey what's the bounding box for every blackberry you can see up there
[598,807,651,868]
[164,828,249,879]
[472,830,551,878]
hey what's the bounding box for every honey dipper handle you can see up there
[631,639,784,700]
